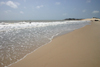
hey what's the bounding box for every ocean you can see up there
[0,20,90,67]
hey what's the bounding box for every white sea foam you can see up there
[0,20,90,67]
[0,20,90,32]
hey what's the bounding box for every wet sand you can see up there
[9,21,100,67]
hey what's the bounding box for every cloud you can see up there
[5,10,11,13]
[86,0,91,3]
[82,9,86,12]
[20,11,24,14]
[55,2,61,5]
[6,1,19,8]
[92,10,99,14]
[36,5,43,9]
[0,1,20,9]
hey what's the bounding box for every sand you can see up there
[9,21,100,67]
[82,18,100,21]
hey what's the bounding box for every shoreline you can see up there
[9,21,100,67]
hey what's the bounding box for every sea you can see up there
[0,20,90,67]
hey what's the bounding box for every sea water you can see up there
[0,20,90,67]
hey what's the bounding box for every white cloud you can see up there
[5,10,11,13]
[0,1,20,9]
[86,0,91,3]
[36,5,44,9]
[20,11,24,14]
[55,2,61,5]
[82,9,86,12]
[92,10,99,14]
[6,1,18,8]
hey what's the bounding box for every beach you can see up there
[9,21,100,67]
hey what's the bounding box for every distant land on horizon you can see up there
[0,17,100,22]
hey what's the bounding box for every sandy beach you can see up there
[9,21,100,67]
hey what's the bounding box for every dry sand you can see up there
[9,21,100,67]
[82,18,100,21]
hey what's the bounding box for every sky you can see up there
[0,0,100,20]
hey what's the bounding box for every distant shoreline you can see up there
[0,17,100,22]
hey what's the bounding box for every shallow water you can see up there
[0,20,90,67]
